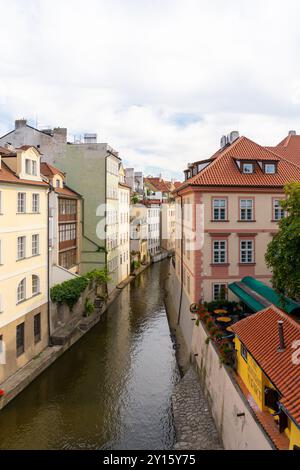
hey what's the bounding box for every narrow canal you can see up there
[0,260,179,450]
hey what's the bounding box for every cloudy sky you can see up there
[1,0,300,180]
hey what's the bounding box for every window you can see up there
[17,236,26,260]
[25,159,31,174]
[59,224,77,242]
[32,160,37,176]
[34,313,41,344]
[273,199,284,221]
[17,193,26,213]
[240,240,254,263]
[32,194,40,213]
[213,283,227,301]
[16,323,25,357]
[241,343,248,362]
[59,249,77,269]
[240,199,253,221]
[265,163,276,174]
[17,278,26,303]
[32,275,40,295]
[56,179,60,188]
[59,199,77,216]
[32,234,40,256]
[213,198,227,221]
[213,240,227,264]
[242,163,254,174]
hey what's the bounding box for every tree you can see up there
[265,182,300,301]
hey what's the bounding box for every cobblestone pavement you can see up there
[172,367,223,450]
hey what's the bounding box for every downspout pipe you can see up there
[47,185,54,346]
[177,193,184,326]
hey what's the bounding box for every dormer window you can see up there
[56,180,60,188]
[242,163,254,174]
[264,163,276,174]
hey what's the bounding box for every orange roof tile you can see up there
[40,162,65,178]
[232,306,300,428]
[175,136,300,191]
[266,134,300,167]
[0,161,48,187]
[55,186,81,198]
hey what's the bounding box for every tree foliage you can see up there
[265,182,300,301]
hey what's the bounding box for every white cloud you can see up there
[1,0,300,179]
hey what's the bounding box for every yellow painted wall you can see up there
[289,421,300,450]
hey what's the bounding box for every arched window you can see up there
[17,278,26,303]
[32,275,40,296]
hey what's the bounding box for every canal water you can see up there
[0,260,179,450]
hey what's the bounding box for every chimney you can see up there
[15,119,27,129]
[277,321,285,352]
[288,130,296,136]
[53,127,67,143]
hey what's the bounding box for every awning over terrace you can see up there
[228,276,300,316]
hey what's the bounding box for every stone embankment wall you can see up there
[192,323,273,450]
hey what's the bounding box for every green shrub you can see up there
[85,268,110,285]
[50,276,89,310]
[204,299,239,314]
[84,297,95,316]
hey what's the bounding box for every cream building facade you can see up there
[161,202,176,253]
[118,166,130,283]
[0,145,49,383]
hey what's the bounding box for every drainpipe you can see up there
[177,193,184,326]
[47,185,54,346]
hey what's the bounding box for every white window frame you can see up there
[265,163,276,174]
[242,163,254,174]
[17,193,26,213]
[32,194,40,213]
[213,198,227,221]
[240,239,254,264]
[25,159,31,175]
[32,275,40,296]
[273,199,285,221]
[240,199,253,221]
[213,240,227,264]
[17,236,26,260]
[213,283,228,301]
[32,160,37,176]
[32,234,40,256]
[17,278,26,304]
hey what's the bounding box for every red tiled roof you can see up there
[0,161,48,187]
[16,145,42,155]
[145,177,172,192]
[40,162,65,178]
[266,134,300,167]
[55,186,81,198]
[175,136,300,191]
[232,305,300,427]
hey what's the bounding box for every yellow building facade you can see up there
[233,306,300,450]
[0,146,49,383]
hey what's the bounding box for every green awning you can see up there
[229,282,267,312]
[229,276,300,315]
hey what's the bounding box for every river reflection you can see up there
[0,260,179,450]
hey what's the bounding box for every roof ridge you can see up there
[264,146,300,170]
